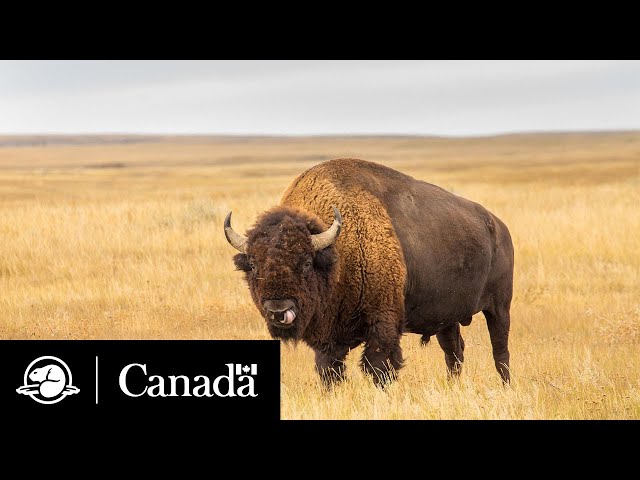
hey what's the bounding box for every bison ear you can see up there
[233,253,252,272]
[313,245,339,272]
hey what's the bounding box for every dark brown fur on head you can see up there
[233,206,340,341]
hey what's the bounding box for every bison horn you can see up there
[224,212,248,253]
[311,206,342,251]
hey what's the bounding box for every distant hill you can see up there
[1,131,638,148]
[0,131,638,171]
[0,135,166,148]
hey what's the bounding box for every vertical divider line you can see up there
[95,356,98,405]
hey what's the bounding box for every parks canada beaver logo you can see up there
[16,356,80,404]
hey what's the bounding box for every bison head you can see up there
[224,206,342,341]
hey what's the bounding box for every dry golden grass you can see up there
[0,132,638,419]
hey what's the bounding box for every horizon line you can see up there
[1,128,639,139]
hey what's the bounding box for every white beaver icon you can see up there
[28,365,66,398]
[16,356,80,404]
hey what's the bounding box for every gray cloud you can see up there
[0,60,638,135]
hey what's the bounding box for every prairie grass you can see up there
[0,132,638,419]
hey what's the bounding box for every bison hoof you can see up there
[420,335,431,347]
[371,373,396,389]
[362,366,398,389]
[317,369,346,389]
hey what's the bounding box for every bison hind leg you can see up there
[436,323,465,378]
[483,307,511,384]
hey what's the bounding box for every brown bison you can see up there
[224,158,514,386]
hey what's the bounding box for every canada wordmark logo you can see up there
[119,363,258,397]
[16,356,80,404]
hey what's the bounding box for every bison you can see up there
[224,158,514,387]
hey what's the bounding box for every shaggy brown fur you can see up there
[229,158,514,386]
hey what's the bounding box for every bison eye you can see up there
[249,261,257,272]
[303,259,313,272]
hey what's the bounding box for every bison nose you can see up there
[263,299,296,324]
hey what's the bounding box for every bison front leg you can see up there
[314,346,349,388]
[361,327,404,388]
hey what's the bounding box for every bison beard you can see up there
[225,158,514,388]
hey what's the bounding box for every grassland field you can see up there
[0,132,638,419]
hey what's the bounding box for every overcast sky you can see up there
[0,60,638,136]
